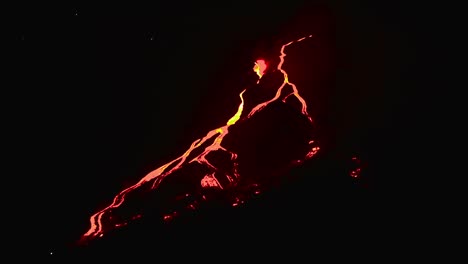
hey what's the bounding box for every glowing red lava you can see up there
[81,35,318,241]
[253,59,267,82]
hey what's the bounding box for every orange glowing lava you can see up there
[247,35,313,123]
[253,59,267,82]
[81,35,318,241]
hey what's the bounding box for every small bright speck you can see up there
[50,252,53,255]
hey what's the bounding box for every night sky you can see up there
[12,1,453,260]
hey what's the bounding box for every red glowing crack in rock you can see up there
[82,35,319,240]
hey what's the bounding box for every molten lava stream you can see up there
[81,34,318,242]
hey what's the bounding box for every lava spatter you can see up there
[81,35,318,242]
[253,59,267,82]
[350,156,362,179]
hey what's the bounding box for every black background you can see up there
[11,0,456,259]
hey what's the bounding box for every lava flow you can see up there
[81,35,319,242]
